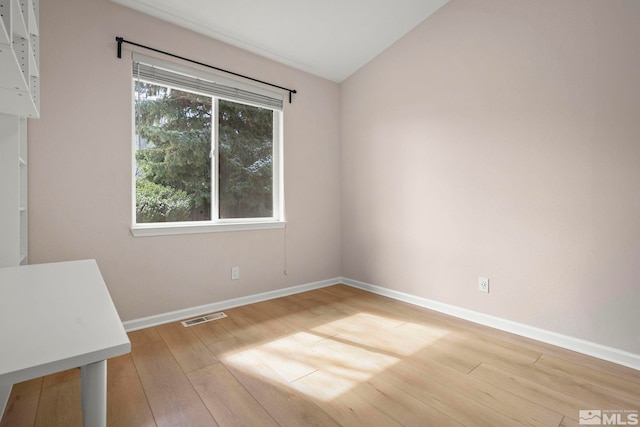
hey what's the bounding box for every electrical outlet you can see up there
[478,277,489,293]
[231,267,240,280]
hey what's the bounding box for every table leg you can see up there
[80,360,107,427]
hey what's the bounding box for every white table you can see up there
[0,259,131,427]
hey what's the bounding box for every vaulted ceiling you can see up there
[111,0,449,82]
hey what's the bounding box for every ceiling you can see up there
[111,0,449,82]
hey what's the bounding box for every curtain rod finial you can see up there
[116,36,124,59]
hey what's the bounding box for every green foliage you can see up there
[136,179,193,223]
[134,81,275,223]
[135,82,212,222]
[219,100,274,218]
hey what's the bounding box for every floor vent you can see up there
[181,312,228,327]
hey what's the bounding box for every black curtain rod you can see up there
[115,36,297,103]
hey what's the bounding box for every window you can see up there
[131,55,284,236]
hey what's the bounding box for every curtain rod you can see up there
[115,36,297,103]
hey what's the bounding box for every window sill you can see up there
[131,220,286,237]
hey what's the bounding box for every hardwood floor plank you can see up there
[302,306,403,340]
[431,332,541,372]
[308,335,401,384]
[401,358,564,427]
[231,303,295,339]
[187,363,279,427]
[470,363,593,423]
[234,334,320,383]
[260,297,332,332]
[290,370,403,427]
[317,283,363,299]
[481,358,638,410]
[247,299,314,333]
[216,308,268,345]
[0,378,42,427]
[351,375,465,427]
[222,352,342,427]
[287,292,348,318]
[131,340,218,427]
[394,332,483,373]
[128,327,162,347]
[332,291,418,321]
[535,354,640,400]
[261,295,313,317]
[446,329,542,363]
[41,369,80,388]
[156,321,219,373]
[206,337,249,359]
[539,349,640,384]
[250,298,301,318]
[560,416,581,427]
[34,378,82,427]
[190,318,236,345]
[288,329,334,346]
[377,360,530,427]
[107,354,156,427]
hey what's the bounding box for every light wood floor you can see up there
[2,285,639,427]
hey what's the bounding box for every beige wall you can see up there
[29,0,639,355]
[29,0,342,321]
[341,0,640,354]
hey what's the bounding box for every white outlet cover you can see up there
[231,267,240,280]
[479,277,489,293]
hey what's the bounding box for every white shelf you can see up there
[0,45,28,90]
[0,0,38,117]
[0,86,37,117]
[26,0,37,37]
[11,0,27,40]
[0,114,29,267]
[0,0,35,267]
[0,15,8,45]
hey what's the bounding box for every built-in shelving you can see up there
[0,114,22,267]
[19,116,28,265]
[0,0,37,267]
[0,0,39,118]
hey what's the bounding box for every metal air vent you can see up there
[181,312,227,327]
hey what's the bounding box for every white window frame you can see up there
[130,55,285,237]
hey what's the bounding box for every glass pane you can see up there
[218,100,274,219]
[134,81,212,223]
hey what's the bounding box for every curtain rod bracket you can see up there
[115,36,297,103]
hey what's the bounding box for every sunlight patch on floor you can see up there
[223,312,450,401]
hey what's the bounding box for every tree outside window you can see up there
[134,82,276,224]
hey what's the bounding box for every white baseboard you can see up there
[122,275,639,371]
[341,277,640,371]
[122,277,342,332]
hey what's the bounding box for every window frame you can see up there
[130,55,285,237]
